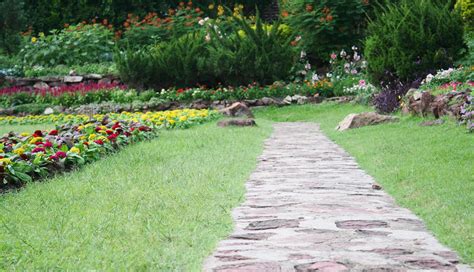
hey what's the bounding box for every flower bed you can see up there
[0,109,217,190]
[0,81,333,114]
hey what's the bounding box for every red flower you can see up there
[177,88,185,94]
[83,141,89,146]
[34,141,44,146]
[112,122,121,130]
[107,133,118,141]
[106,129,114,135]
[44,141,53,148]
[138,126,151,132]
[95,126,102,132]
[55,151,67,158]
[49,129,59,136]
[32,147,45,153]
[33,130,43,137]
[49,155,58,161]
[94,139,104,145]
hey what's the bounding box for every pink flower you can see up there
[330,53,337,60]
[359,80,366,86]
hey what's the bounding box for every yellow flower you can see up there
[208,3,215,9]
[0,149,3,153]
[39,32,45,37]
[20,132,30,137]
[217,5,225,16]
[70,147,80,154]
[179,116,188,122]
[168,119,176,125]
[88,134,97,140]
[31,37,37,43]
[0,158,12,165]
[13,148,25,155]
[30,137,43,144]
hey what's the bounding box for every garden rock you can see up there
[283,95,293,105]
[63,76,83,83]
[219,102,254,118]
[336,112,399,131]
[217,119,256,127]
[293,95,308,104]
[83,74,103,80]
[43,107,55,115]
[261,97,276,106]
[33,81,49,89]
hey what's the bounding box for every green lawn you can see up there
[0,103,472,269]
[255,103,474,264]
[0,121,272,270]
[0,124,53,135]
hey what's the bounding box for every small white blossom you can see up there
[305,62,311,70]
[300,50,307,59]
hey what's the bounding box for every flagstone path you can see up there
[203,122,472,272]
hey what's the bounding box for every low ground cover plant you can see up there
[0,108,216,189]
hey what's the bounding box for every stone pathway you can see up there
[203,123,472,272]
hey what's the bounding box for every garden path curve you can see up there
[203,122,472,272]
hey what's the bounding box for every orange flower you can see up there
[195,7,201,13]
[306,4,313,12]
[103,19,108,25]
[281,10,289,17]
[326,15,333,22]
[179,1,185,7]
[123,21,130,28]
[291,40,298,46]
[187,1,193,6]
[64,23,70,28]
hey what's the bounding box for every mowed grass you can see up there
[255,103,474,264]
[0,121,272,270]
[0,124,53,135]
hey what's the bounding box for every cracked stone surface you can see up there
[203,123,472,272]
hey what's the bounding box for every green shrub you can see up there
[285,0,370,63]
[206,14,296,86]
[19,24,114,67]
[456,0,474,30]
[365,0,466,84]
[0,0,25,54]
[116,32,210,89]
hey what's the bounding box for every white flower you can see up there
[353,52,360,61]
[425,74,434,83]
[205,33,211,42]
[295,35,302,42]
[340,50,347,57]
[344,63,350,69]
[351,69,358,75]
[326,73,332,78]
[300,50,306,59]
[311,73,319,83]
[352,45,358,51]
[361,61,367,68]
[305,62,311,70]
[198,19,206,26]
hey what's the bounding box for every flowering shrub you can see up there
[0,108,216,189]
[420,66,474,93]
[342,80,378,105]
[19,24,114,67]
[284,0,370,62]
